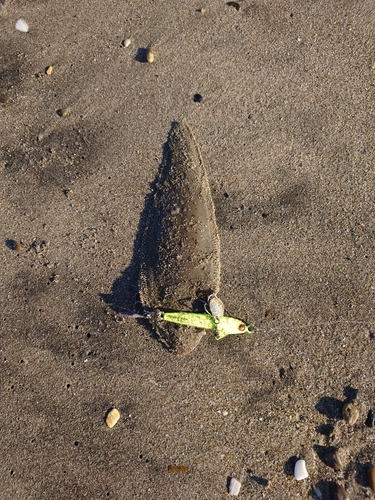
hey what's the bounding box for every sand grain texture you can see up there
[1,0,375,499]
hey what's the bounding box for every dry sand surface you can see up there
[1,0,375,498]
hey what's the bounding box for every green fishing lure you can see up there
[158,311,251,340]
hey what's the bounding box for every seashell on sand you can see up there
[228,477,241,495]
[15,19,29,32]
[294,459,308,480]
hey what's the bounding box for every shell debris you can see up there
[122,38,131,48]
[336,484,349,500]
[106,408,120,428]
[15,19,29,32]
[45,66,53,76]
[294,459,308,480]
[342,402,359,425]
[228,477,241,496]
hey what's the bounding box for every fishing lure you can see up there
[159,310,251,340]
[120,309,251,340]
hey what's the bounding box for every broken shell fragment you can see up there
[146,47,154,63]
[294,459,308,480]
[106,408,120,428]
[342,402,359,425]
[332,451,343,471]
[228,477,241,496]
[15,19,29,32]
[336,484,349,500]
[45,66,53,76]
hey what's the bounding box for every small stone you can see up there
[45,66,53,76]
[197,8,206,13]
[58,108,68,117]
[122,38,131,47]
[342,402,359,425]
[294,459,308,481]
[15,19,29,32]
[369,467,375,492]
[222,410,229,416]
[228,477,241,495]
[193,93,203,103]
[0,95,9,104]
[106,408,120,428]
[146,48,154,63]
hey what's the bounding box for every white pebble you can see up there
[228,477,241,496]
[123,38,131,48]
[15,19,29,32]
[222,410,229,416]
[294,459,308,480]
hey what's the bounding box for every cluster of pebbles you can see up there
[227,400,374,498]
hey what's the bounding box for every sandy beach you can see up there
[1,0,375,498]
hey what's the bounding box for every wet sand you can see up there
[1,1,375,498]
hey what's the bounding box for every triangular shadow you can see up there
[100,122,178,315]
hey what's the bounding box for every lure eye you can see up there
[238,323,246,332]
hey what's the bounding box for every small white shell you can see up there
[208,294,224,322]
[228,477,241,495]
[15,19,29,32]
[106,408,120,428]
[122,38,131,47]
[294,459,308,480]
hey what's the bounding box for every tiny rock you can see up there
[228,477,241,496]
[146,47,154,63]
[342,402,359,425]
[369,467,375,492]
[15,19,29,32]
[294,459,308,481]
[58,108,68,117]
[122,38,131,47]
[106,408,120,428]
[46,66,53,76]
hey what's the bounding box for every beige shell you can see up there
[46,66,53,76]
[106,408,120,428]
